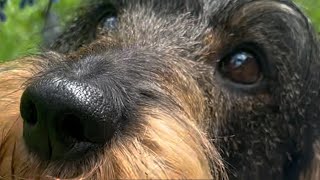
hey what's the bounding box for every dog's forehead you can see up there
[114,0,272,12]
[110,0,229,15]
[116,0,204,10]
[113,0,300,19]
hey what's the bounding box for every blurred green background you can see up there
[0,0,319,62]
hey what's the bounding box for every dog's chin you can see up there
[25,139,104,162]
[21,147,105,179]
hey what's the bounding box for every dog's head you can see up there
[0,0,319,179]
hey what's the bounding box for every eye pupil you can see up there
[220,51,262,85]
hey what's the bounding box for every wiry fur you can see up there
[0,0,319,179]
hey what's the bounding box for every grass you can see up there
[0,0,319,62]
[0,0,80,62]
[295,0,320,31]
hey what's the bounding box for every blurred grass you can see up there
[295,0,320,30]
[0,0,319,62]
[0,0,80,62]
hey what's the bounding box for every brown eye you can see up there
[219,51,262,84]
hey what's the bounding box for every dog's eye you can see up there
[103,16,118,30]
[219,51,262,85]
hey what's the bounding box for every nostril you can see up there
[21,97,38,126]
[61,114,86,142]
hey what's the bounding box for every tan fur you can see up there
[0,59,33,178]
[300,141,320,180]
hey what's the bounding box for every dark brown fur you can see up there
[0,0,319,179]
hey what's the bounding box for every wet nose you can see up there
[20,77,120,160]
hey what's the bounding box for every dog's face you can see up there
[0,0,319,179]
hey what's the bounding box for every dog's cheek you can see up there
[0,59,35,177]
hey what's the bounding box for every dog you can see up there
[0,0,319,179]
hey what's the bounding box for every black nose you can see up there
[20,77,121,160]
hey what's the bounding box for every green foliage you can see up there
[295,0,320,31]
[0,0,44,62]
[0,0,319,62]
[0,0,80,62]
